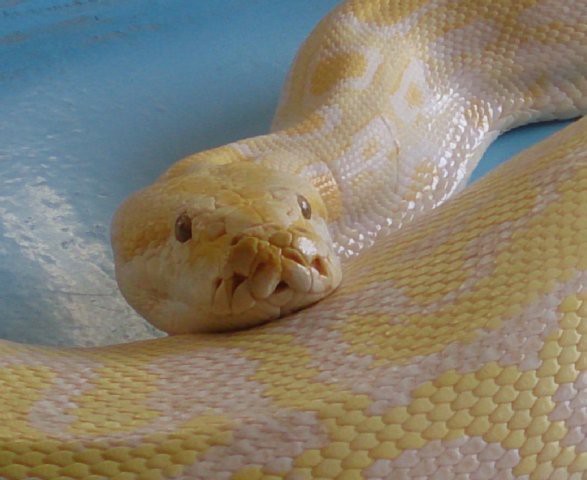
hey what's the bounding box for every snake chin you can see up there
[112,159,342,334]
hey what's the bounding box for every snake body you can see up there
[2,0,587,478]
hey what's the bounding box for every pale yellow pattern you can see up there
[2,0,587,478]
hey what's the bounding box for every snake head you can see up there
[112,158,342,333]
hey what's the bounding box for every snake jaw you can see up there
[210,227,341,324]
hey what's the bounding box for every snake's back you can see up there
[1,0,587,479]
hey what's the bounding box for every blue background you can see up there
[0,1,570,346]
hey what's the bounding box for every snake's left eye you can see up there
[297,195,312,219]
[175,213,192,243]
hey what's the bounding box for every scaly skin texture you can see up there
[2,0,587,478]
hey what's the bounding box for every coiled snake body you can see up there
[2,0,587,478]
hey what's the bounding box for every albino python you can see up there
[1,0,587,478]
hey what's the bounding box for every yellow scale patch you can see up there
[67,363,160,436]
[272,4,361,125]
[405,83,425,108]
[0,365,55,440]
[361,137,383,160]
[160,144,247,182]
[0,339,235,480]
[284,110,328,136]
[230,292,587,479]
[310,51,369,97]
[0,415,233,480]
[340,167,587,364]
[342,0,432,26]
[410,0,540,40]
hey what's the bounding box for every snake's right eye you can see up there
[297,194,312,219]
[175,213,193,243]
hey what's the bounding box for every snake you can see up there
[1,0,587,478]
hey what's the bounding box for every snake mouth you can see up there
[210,232,340,320]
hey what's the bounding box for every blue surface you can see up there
[0,1,569,346]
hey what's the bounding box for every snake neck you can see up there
[228,0,587,258]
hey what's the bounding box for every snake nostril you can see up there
[311,257,328,276]
[232,273,246,294]
[175,212,193,243]
[275,281,288,293]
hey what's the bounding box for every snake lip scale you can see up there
[211,225,341,323]
[1,0,587,479]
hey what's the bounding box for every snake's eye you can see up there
[297,194,312,220]
[175,213,192,243]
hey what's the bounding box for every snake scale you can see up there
[2,0,587,478]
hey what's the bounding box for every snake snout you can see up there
[211,227,339,319]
